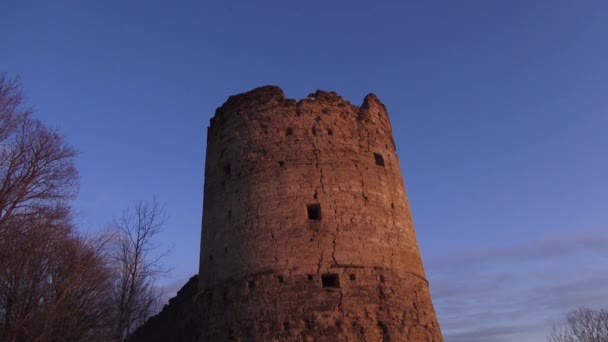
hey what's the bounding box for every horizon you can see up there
[2,1,608,341]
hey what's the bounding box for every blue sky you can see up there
[2,1,607,340]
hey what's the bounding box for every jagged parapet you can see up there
[198,86,443,341]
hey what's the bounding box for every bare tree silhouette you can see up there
[0,73,115,341]
[548,308,608,342]
[109,198,169,341]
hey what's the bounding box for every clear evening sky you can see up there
[2,1,607,341]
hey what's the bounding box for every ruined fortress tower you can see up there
[197,86,443,341]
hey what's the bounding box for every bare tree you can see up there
[0,203,116,341]
[548,308,608,342]
[0,74,114,341]
[0,74,28,143]
[110,198,169,341]
[0,73,78,231]
[0,73,174,342]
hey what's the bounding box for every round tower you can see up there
[197,86,443,341]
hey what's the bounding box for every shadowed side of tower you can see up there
[197,86,443,341]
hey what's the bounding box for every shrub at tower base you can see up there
[195,86,443,341]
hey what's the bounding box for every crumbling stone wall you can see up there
[198,86,443,341]
[130,275,198,342]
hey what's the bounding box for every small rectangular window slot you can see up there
[322,273,340,288]
[307,274,314,281]
[374,153,385,167]
[277,275,284,283]
[224,163,231,175]
[307,204,322,220]
[349,274,356,281]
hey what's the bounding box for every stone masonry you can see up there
[130,276,199,342]
[197,86,443,341]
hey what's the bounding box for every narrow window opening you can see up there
[277,275,284,283]
[286,127,294,136]
[223,163,231,175]
[353,322,365,335]
[379,275,385,282]
[378,321,390,341]
[327,128,333,136]
[349,274,356,281]
[322,273,340,288]
[311,126,317,135]
[307,274,314,281]
[307,204,322,220]
[374,153,385,167]
[278,161,285,168]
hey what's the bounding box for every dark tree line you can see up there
[0,73,167,341]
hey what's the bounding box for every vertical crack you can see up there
[307,120,341,270]
[330,231,338,265]
[271,227,278,268]
[354,162,367,204]
[316,251,323,274]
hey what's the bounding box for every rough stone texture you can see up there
[130,275,199,342]
[197,86,443,341]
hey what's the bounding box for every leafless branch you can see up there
[548,308,608,342]
[109,198,170,341]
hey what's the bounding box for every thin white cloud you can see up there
[428,230,608,341]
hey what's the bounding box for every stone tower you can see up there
[197,86,443,341]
